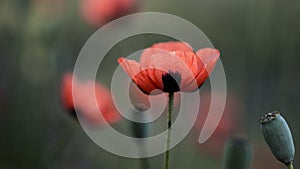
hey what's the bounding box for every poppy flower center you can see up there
[162,71,182,93]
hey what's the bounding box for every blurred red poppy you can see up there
[194,92,242,157]
[80,0,138,27]
[60,73,120,125]
[61,73,74,111]
[118,41,220,95]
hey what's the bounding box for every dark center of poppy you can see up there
[162,71,182,93]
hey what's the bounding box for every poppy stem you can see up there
[287,162,294,169]
[164,92,174,169]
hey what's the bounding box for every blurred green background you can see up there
[0,0,299,168]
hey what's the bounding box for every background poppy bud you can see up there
[259,111,295,167]
[223,136,252,169]
[129,107,151,138]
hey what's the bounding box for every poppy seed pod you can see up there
[260,111,295,167]
[223,136,252,169]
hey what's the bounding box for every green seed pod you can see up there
[223,136,252,169]
[259,111,295,166]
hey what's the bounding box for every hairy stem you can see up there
[164,92,174,169]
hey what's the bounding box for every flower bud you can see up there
[223,136,252,169]
[259,111,295,166]
[129,105,151,138]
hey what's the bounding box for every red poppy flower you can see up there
[80,0,138,27]
[118,41,220,95]
[60,73,120,125]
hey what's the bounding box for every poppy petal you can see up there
[118,57,159,94]
[142,52,196,92]
[118,57,141,79]
[173,51,204,75]
[167,51,203,91]
[194,68,209,87]
[140,41,193,65]
[150,41,193,52]
[196,48,220,74]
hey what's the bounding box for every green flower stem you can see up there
[164,92,174,169]
[287,162,294,169]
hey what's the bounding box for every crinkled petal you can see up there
[142,52,197,91]
[140,41,193,65]
[118,57,159,94]
[175,51,205,87]
[150,41,193,52]
[196,48,220,74]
